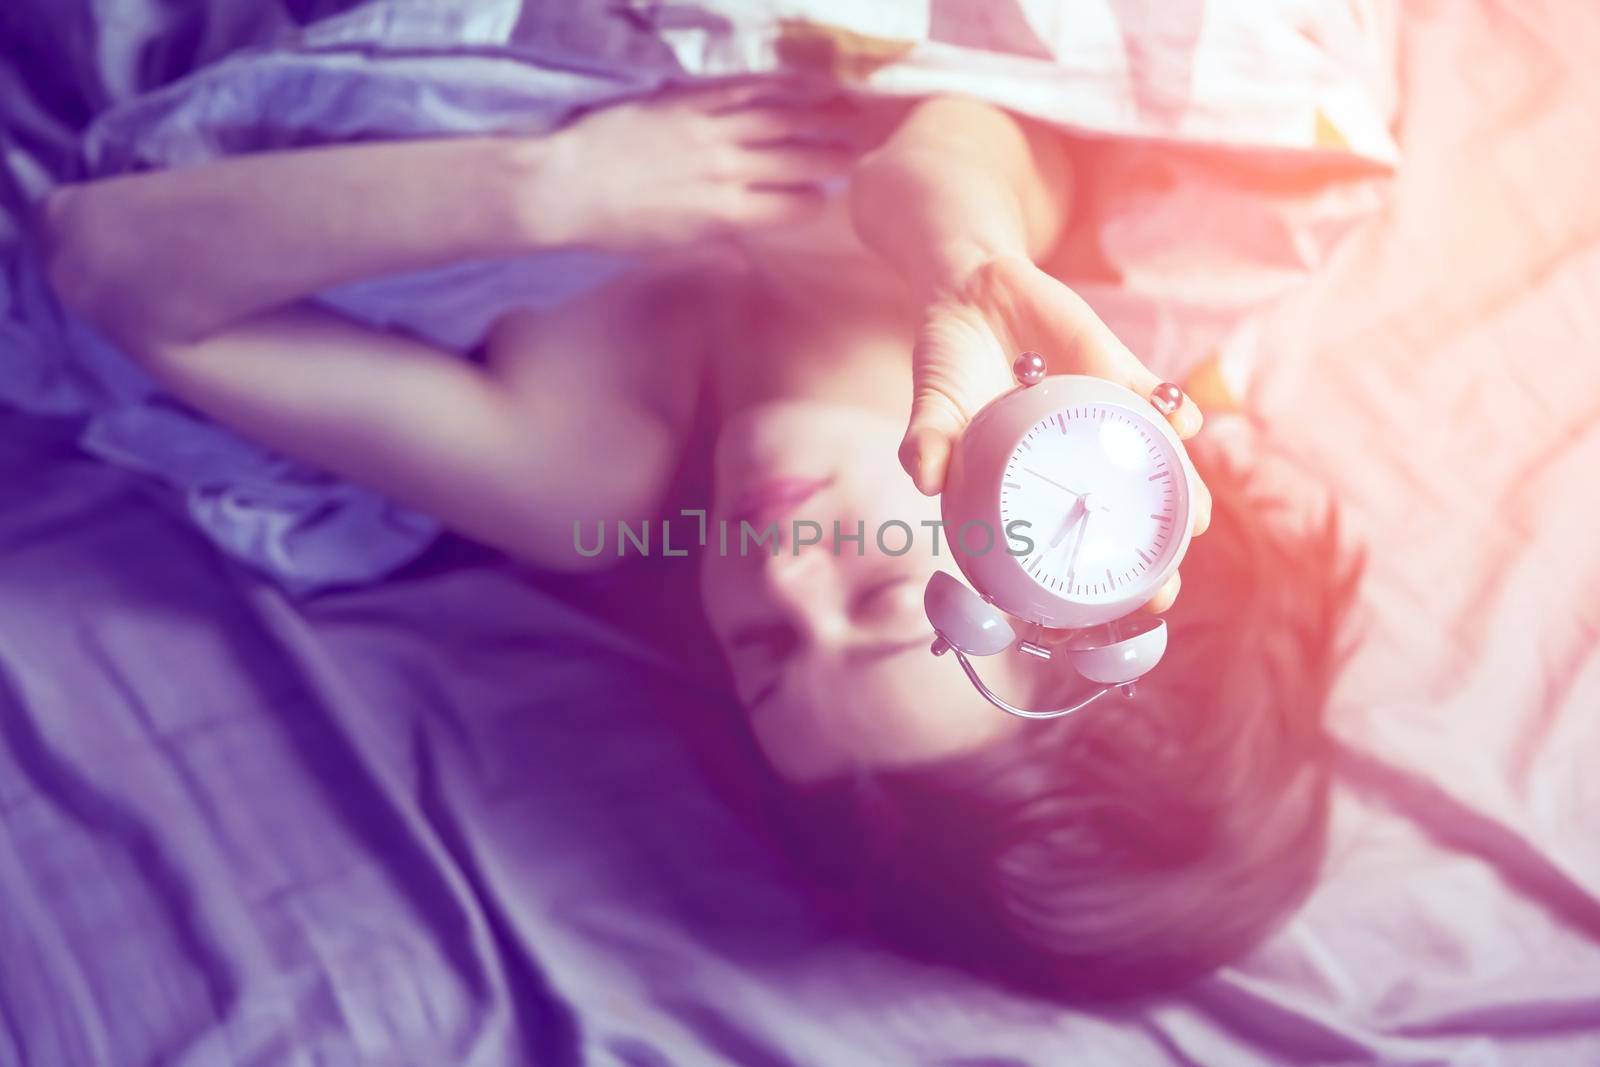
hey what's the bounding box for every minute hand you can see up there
[1023,467,1083,497]
[1064,512,1093,584]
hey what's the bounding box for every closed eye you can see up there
[746,678,781,713]
[849,577,914,622]
[726,621,800,711]
[727,622,799,659]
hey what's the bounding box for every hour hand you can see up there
[1065,511,1093,584]
[1047,498,1088,549]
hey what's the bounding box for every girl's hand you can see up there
[538,81,862,251]
[904,255,1212,613]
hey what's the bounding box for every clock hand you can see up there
[1064,511,1094,584]
[1047,496,1088,550]
[1023,467,1084,497]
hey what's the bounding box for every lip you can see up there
[732,476,833,527]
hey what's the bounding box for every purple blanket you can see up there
[0,411,828,1065]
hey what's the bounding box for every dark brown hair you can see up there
[778,448,1360,1000]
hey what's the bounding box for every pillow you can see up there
[644,0,1399,164]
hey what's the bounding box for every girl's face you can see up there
[699,400,1039,783]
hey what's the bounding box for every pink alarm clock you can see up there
[924,356,1198,719]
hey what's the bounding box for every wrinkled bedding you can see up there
[3,1,1600,1065]
[1201,2,1600,1061]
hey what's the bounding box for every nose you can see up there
[755,540,827,597]
[745,541,844,638]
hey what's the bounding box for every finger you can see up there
[900,392,968,495]
[1143,571,1181,614]
[1011,263,1205,438]
[732,185,829,229]
[1162,390,1204,440]
[690,77,833,115]
[1053,302,1204,439]
[716,102,862,146]
[900,304,1016,495]
[1191,470,1213,537]
[733,143,857,184]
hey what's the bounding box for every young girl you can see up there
[40,89,1348,999]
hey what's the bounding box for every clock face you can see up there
[998,402,1184,604]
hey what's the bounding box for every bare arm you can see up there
[43,81,853,348]
[41,137,552,346]
[133,291,697,572]
[36,86,850,571]
[849,95,1072,300]
[36,135,621,570]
